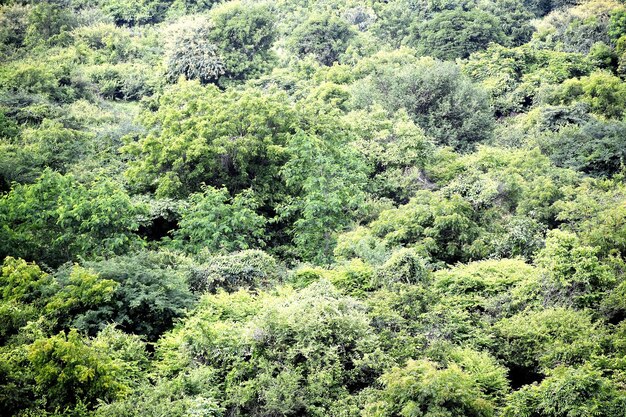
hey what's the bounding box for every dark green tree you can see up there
[412,9,506,60]
[289,13,355,66]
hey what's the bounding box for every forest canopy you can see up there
[1,0,626,416]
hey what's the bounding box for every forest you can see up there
[1,0,626,415]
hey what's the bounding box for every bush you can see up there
[351,53,494,151]
[84,62,160,100]
[71,251,195,341]
[364,358,499,417]
[172,186,267,255]
[190,250,282,293]
[412,9,507,60]
[543,71,626,119]
[0,119,94,185]
[494,308,604,372]
[2,329,138,413]
[100,0,171,26]
[375,248,429,288]
[0,4,30,55]
[538,120,626,177]
[536,229,616,308]
[156,280,386,416]
[370,190,484,265]
[433,258,539,318]
[73,23,135,64]
[207,1,276,83]
[123,81,296,198]
[503,365,626,416]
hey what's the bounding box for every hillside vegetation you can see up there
[1,0,626,416]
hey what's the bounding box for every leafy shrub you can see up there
[374,248,429,287]
[538,120,626,176]
[0,4,30,55]
[370,190,484,265]
[334,226,391,265]
[542,71,626,119]
[494,308,604,372]
[536,229,616,308]
[123,81,296,198]
[84,62,160,100]
[190,250,282,293]
[71,251,195,341]
[364,358,499,417]
[0,119,94,185]
[73,23,135,64]
[1,328,141,413]
[433,258,539,318]
[503,365,626,417]
[345,107,435,203]
[464,45,594,115]
[99,0,170,26]
[156,281,386,416]
[412,9,507,60]
[207,1,276,83]
[532,0,621,54]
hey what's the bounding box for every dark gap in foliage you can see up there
[508,364,544,389]
[138,216,179,242]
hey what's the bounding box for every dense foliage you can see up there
[2,0,626,416]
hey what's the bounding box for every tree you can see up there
[555,178,626,257]
[522,0,580,17]
[412,9,506,60]
[166,0,223,17]
[163,16,224,84]
[173,186,267,255]
[351,52,494,151]
[537,119,626,177]
[190,249,282,293]
[0,257,53,306]
[0,119,94,186]
[532,0,622,54]
[100,0,171,26]
[484,0,535,46]
[0,169,146,267]
[0,4,30,56]
[207,0,277,83]
[432,258,539,319]
[156,280,385,416]
[543,71,626,119]
[24,2,77,48]
[370,190,485,265]
[0,257,54,344]
[123,81,296,198]
[70,251,195,341]
[13,328,142,412]
[535,229,615,309]
[463,45,594,116]
[494,308,603,373]
[280,101,368,264]
[345,107,435,203]
[289,13,355,66]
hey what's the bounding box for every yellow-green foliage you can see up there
[2,0,626,416]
